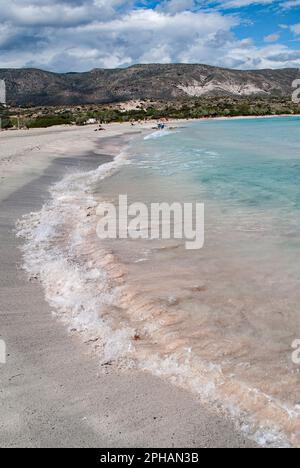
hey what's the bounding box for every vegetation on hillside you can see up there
[26,112,73,128]
[1,97,300,130]
[0,105,13,129]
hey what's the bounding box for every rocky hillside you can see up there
[0,64,298,106]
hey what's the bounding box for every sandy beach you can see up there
[0,123,256,448]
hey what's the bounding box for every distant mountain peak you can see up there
[0,64,298,106]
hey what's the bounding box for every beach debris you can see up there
[9,373,23,382]
[133,333,141,341]
[84,337,100,344]
[101,361,113,367]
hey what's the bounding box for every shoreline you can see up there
[0,123,256,448]
[1,111,299,137]
[1,112,297,197]
[0,122,147,202]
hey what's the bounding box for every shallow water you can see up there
[18,117,300,447]
[97,117,300,445]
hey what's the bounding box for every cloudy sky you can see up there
[0,0,300,72]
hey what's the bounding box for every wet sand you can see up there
[0,124,255,447]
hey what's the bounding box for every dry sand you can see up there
[0,123,256,448]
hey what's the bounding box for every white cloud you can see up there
[215,0,277,8]
[281,0,300,8]
[290,23,300,35]
[264,33,280,42]
[0,0,137,26]
[158,0,197,13]
[45,9,238,70]
[0,0,299,72]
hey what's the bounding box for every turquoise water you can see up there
[18,116,300,447]
[139,117,300,209]
[97,117,300,446]
[129,117,300,251]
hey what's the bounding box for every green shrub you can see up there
[27,114,73,128]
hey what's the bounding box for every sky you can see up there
[0,0,300,72]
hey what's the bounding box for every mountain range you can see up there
[0,64,298,107]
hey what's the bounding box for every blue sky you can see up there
[0,0,299,71]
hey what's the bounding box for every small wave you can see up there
[16,139,299,448]
[144,129,179,141]
[16,149,136,367]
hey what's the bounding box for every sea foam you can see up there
[16,126,300,448]
[144,129,179,140]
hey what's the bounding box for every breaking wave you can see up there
[144,129,179,140]
[16,138,300,448]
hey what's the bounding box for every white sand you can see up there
[0,124,256,448]
[0,123,148,202]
